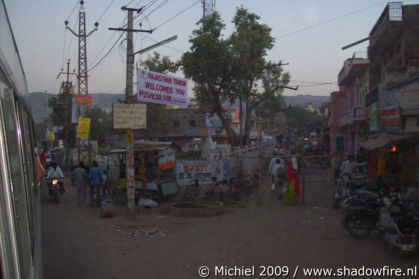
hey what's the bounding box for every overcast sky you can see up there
[5,0,419,97]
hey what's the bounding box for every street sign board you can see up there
[113,103,146,130]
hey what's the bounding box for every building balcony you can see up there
[339,110,352,127]
[338,57,369,86]
[352,106,367,123]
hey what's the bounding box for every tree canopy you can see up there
[181,7,290,146]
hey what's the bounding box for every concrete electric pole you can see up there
[109,5,152,220]
[57,59,77,167]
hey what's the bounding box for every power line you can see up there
[291,80,337,84]
[152,0,200,31]
[66,0,80,21]
[95,0,117,23]
[276,1,387,39]
[296,82,337,88]
[88,32,125,73]
[88,0,169,74]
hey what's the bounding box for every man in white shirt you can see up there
[47,162,64,180]
[340,156,355,177]
[271,158,285,191]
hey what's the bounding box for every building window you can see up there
[189,120,196,127]
[173,121,179,128]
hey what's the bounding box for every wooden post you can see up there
[300,154,305,205]
[331,155,336,201]
[257,118,262,206]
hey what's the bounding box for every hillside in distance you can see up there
[29,92,329,123]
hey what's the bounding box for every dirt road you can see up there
[42,167,417,279]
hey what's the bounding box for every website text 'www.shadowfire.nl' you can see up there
[197,265,418,278]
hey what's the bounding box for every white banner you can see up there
[137,68,188,107]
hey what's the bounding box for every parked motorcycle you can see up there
[47,178,65,203]
[344,191,416,255]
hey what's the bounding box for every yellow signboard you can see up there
[77,117,90,139]
[48,131,55,142]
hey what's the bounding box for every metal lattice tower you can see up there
[202,0,215,17]
[78,3,88,95]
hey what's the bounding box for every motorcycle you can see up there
[333,174,368,208]
[344,190,416,255]
[47,177,65,203]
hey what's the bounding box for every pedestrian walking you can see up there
[88,161,103,207]
[71,162,89,206]
[271,158,286,195]
[286,160,300,198]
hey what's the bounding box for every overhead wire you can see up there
[152,0,200,31]
[88,0,168,74]
[276,1,387,39]
[95,0,117,23]
[65,0,80,22]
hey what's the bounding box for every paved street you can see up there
[42,167,417,279]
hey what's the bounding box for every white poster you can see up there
[137,68,188,107]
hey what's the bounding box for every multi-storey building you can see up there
[329,55,369,155]
[365,2,419,138]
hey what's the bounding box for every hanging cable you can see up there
[66,0,80,21]
[152,0,200,31]
[95,0,117,23]
[276,1,386,39]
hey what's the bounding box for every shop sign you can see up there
[185,130,198,136]
[378,106,402,131]
[48,131,55,142]
[53,126,64,133]
[113,103,146,130]
[77,117,90,139]
[74,94,92,104]
[158,148,176,171]
[208,150,219,163]
[205,112,222,128]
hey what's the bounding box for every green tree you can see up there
[89,106,113,141]
[140,52,179,133]
[319,102,329,114]
[286,106,322,135]
[182,8,290,146]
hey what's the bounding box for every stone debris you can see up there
[132,227,169,238]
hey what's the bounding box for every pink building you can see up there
[329,56,369,155]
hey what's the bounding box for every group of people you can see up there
[268,147,301,203]
[71,161,107,207]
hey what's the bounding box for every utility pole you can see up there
[110,5,152,220]
[65,0,98,163]
[57,59,77,167]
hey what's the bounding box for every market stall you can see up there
[109,140,179,202]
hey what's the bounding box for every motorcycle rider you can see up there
[47,161,65,194]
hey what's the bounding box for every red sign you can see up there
[378,107,402,129]
[74,94,92,104]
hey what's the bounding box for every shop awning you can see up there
[359,133,417,150]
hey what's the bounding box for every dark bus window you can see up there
[0,85,33,279]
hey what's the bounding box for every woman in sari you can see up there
[286,160,300,198]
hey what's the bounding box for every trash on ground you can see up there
[138,198,159,208]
